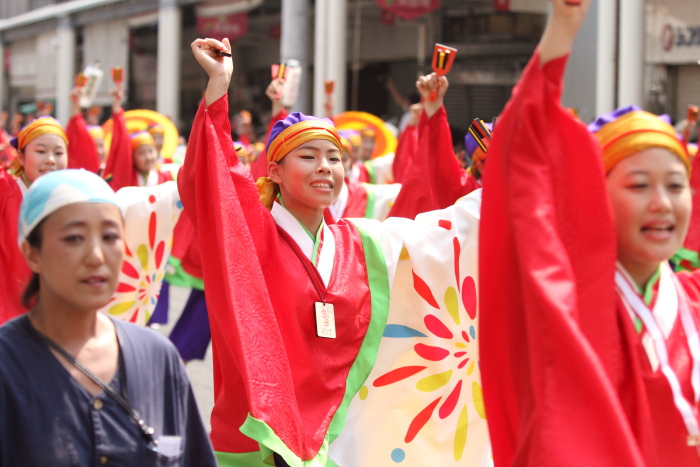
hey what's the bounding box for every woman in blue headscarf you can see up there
[0,169,216,466]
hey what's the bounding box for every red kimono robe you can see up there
[391,123,418,185]
[480,50,700,466]
[65,114,100,173]
[0,171,30,324]
[179,96,390,466]
[389,106,478,220]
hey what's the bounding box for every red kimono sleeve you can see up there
[177,96,312,458]
[65,114,100,173]
[391,123,418,184]
[103,109,137,190]
[250,108,289,180]
[682,153,700,255]
[0,170,30,324]
[388,106,473,219]
[479,51,645,466]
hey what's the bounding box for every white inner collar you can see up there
[270,202,335,287]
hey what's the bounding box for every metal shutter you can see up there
[675,66,700,123]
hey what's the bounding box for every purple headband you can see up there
[338,129,360,140]
[588,105,673,133]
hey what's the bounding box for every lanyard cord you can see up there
[279,229,327,304]
[36,331,157,448]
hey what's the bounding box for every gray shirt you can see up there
[0,315,217,466]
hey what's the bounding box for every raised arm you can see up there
[66,87,100,173]
[102,85,136,190]
[538,0,591,65]
[388,73,470,219]
[479,1,645,465]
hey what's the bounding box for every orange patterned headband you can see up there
[266,120,342,164]
[13,117,67,151]
[594,110,689,174]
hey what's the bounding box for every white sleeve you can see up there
[331,189,490,466]
[101,181,183,325]
[370,152,395,184]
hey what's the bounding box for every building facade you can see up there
[2,0,695,138]
[646,0,700,124]
[0,0,549,137]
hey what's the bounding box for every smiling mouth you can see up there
[641,225,673,233]
[82,276,107,286]
[311,182,333,189]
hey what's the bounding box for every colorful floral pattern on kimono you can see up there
[329,192,491,466]
[101,181,182,325]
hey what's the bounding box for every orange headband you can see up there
[16,117,67,151]
[130,131,156,151]
[147,124,165,135]
[595,110,690,173]
[265,120,342,164]
[340,136,351,154]
[87,126,105,140]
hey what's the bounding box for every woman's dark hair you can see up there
[21,219,45,309]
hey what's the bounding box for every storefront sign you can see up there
[494,0,510,11]
[494,0,547,13]
[647,0,700,64]
[196,12,248,42]
[662,24,700,51]
[376,0,441,21]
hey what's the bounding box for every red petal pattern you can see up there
[374,366,427,387]
[413,270,439,309]
[425,314,453,339]
[406,397,442,443]
[414,343,450,361]
[439,380,463,419]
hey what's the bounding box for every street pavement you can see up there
[155,284,214,432]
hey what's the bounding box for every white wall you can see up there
[83,19,130,106]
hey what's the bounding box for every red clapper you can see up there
[111,67,123,85]
[430,44,457,102]
[685,105,699,144]
[271,63,288,99]
[74,73,87,88]
[324,81,335,117]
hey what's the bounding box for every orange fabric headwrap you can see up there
[87,125,105,140]
[130,131,156,151]
[16,117,68,151]
[594,110,690,174]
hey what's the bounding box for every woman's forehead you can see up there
[611,148,688,175]
[46,202,123,227]
[26,133,66,148]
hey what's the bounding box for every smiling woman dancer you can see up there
[181,38,488,466]
[0,117,67,323]
[0,169,216,466]
[480,0,700,465]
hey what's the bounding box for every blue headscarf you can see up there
[18,169,122,246]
